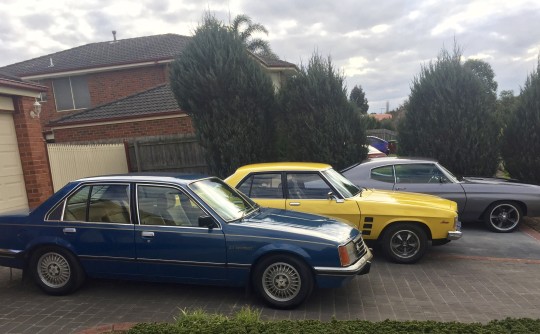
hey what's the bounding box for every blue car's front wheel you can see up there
[253,255,313,309]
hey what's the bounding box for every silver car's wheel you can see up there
[253,255,313,309]
[382,223,427,264]
[485,202,522,233]
[30,247,84,295]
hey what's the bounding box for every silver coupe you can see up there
[342,158,540,233]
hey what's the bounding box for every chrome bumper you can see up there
[314,248,373,276]
[447,230,463,240]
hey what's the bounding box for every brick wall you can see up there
[88,65,168,106]
[38,65,168,126]
[53,115,194,143]
[12,96,54,207]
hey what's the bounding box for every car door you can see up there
[53,183,137,276]
[134,184,227,284]
[236,173,286,209]
[393,163,467,213]
[284,172,361,227]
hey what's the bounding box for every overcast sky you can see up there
[1,0,539,113]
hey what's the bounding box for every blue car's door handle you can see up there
[141,231,155,238]
[395,187,406,191]
[63,228,77,234]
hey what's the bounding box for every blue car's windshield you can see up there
[189,178,258,222]
[322,168,361,198]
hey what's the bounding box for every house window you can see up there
[52,75,91,111]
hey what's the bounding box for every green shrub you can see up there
[126,308,540,334]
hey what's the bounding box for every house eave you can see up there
[20,58,175,80]
[49,111,187,130]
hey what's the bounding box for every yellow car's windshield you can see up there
[322,169,361,198]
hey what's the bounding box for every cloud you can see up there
[1,0,539,113]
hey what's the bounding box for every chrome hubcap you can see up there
[490,204,519,231]
[262,262,301,302]
[390,230,420,259]
[37,252,71,288]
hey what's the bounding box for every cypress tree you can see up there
[277,54,367,169]
[501,59,540,184]
[169,15,277,177]
[398,47,500,176]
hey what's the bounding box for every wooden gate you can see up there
[126,135,208,174]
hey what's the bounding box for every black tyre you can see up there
[484,202,522,233]
[29,247,85,295]
[381,223,427,264]
[252,254,313,309]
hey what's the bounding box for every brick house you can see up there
[0,33,296,209]
[0,33,296,144]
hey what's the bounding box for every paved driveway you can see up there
[1,222,539,334]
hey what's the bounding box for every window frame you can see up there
[52,75,91,112]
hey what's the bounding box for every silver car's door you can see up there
[392,163,467,214]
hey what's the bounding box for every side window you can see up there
[247,173,283,199]
[137,185,205,227]
[395,164,443,184]
[87,185,130,223]
[237,175,253,196]
[64,186,91,221]
[370,166,395,183]
[287,173,331,199]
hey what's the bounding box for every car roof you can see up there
[235,162,332,173]
[360,157,438,167]
[76,172,209,185]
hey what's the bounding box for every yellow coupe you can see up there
[226,162,462,264]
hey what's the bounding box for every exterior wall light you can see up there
[30,100,42,118]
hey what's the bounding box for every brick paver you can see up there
[1,227,539,333]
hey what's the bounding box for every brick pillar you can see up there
[12,96,54,208]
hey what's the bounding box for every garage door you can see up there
[0,113,28,213]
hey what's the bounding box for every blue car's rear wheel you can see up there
[253,255,313,309]
[29,247,85,295]
[484,202,522,233]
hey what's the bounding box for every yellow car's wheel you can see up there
[381,223,427,264]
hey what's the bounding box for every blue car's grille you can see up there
[354,236,368,258]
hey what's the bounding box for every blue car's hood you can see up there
[230,207,359,245]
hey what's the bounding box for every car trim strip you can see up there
[0,249,22,256]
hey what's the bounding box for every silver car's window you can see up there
[395,164,449,184]
[370,165,395,183]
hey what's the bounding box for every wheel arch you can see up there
[378,220,433,242]
[480,200,527,220]
[249,247,316,286]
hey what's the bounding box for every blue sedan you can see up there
[0,174,372,309]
